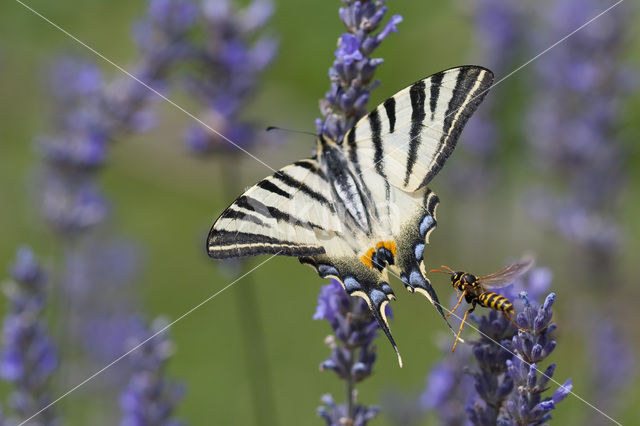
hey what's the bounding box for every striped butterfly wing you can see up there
[207,158,349,259]
[343,66,494,192]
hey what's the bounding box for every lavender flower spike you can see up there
[314,280,389,425]
[184,0,278,154]
[501,292,570,424]
[120,317,184,426]
[1,247,58,425]
[461,267,571,425]
[317,1,402,142]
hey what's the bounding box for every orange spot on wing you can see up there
[376,240,397,256]
[360,247,376,267]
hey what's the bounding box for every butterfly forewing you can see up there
[343,66,494,192]
[207,158,349,258]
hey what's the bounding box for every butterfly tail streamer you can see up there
[301,255,403,366]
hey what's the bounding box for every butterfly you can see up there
[207,65,494,366]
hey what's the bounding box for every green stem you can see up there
[345,347,355,422]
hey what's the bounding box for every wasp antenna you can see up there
[440,265,454,273]
[429,268,448,274]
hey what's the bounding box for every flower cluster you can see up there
[467,284,571,424]
[33,0,197,413]
[420,266,571,425]
[501,293,571,424]
[120,318,184,426]
[40,0,197,234]
[314,280,388,425]
[1,247,58,425]
[316,0,402,141]
[525,0,633,270]
[184,0,278,154]
[317,394,378,426]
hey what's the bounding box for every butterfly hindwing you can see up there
[392,189,454,332]
[300,254,403,366]
[343,66,494,192]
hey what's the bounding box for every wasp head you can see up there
[451,271,465,289]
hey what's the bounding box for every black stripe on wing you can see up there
[383,97,396,133]
[207,157,333,259]
[419,66,494,187]
[429,71,444,120]
[273,171,335,212]
[404,80,427,186]
[208,230,325,258]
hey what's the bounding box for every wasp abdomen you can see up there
[478,292,514,314]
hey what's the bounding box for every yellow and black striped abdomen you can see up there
[478,292,514,314]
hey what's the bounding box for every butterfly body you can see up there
[207,66,495,364]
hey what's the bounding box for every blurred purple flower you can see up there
[420,344,474,426]
[183,0,278,154]
[317,393,379,426]
[452,0,525,192]
[120,317,185,426]
[1,247,58,425]
[31,1,196,418]
[586,320,635,423]
[525,0,633,269]
[314,279,390,424]
[317,0,402,142]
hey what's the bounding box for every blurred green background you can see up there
[1,0,640,425]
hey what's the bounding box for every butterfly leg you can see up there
[451,303,476,352]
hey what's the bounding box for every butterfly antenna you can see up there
[266,126,317,137]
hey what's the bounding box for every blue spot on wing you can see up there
[318,264,338,277]
[370,289,387,306]
[414,243,425,260]
[419,215,435,236]
[409,270,424,287]
[344,277,361,293]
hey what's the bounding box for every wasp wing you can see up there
[478,257,534,289]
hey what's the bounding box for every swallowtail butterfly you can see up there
[207,66,494,365]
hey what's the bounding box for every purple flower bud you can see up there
[120,317,184,426]
[335,34,364,66]
[375,15,402,42]
[2,248,58,424]
[552,378,572,403]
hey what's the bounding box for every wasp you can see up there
[430,258,533,352]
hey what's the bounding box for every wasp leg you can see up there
[446,290,467,319]
[451,303,475,352]
[503,311,529,332]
